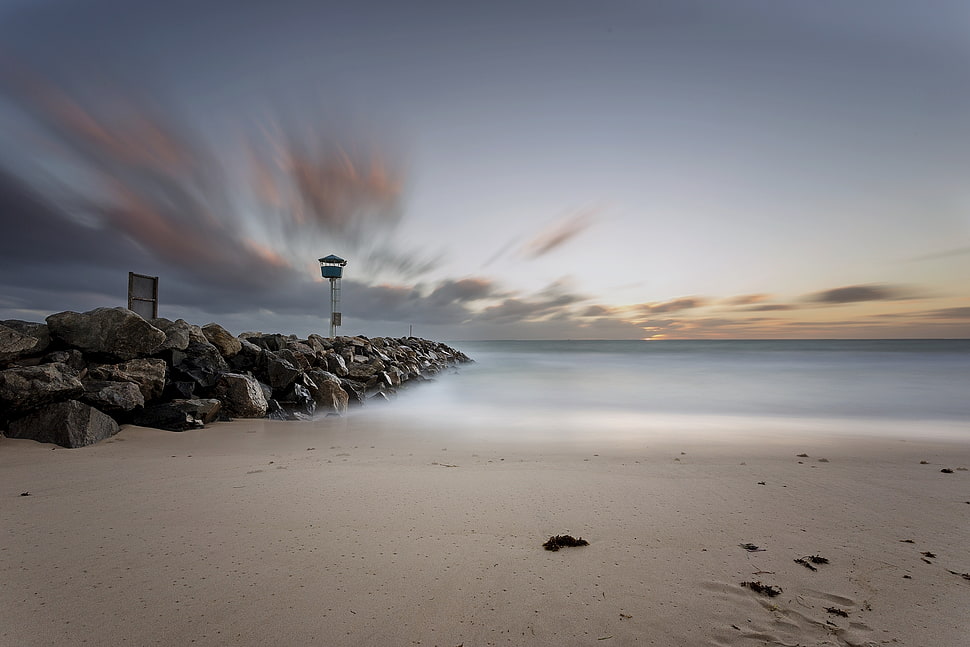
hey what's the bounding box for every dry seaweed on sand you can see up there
[543,535,589,551]
[946,570,970,581]
[794,558,817,571]
[825,607,849,617]
[921,551,936,559]
[808,554,829,564]
[739,543,765,552]
[741,581,782,597]
[940,468,953,473]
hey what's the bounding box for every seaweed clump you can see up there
[543,535,589,551]
[741,581,782,597]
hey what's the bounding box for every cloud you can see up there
[804,284,920,305]
[722,293,772,306]
[910,246,970,262]
[739,303,796,312]
[919,307,970,319]
[522,208,598,259]
[638,297,708,314]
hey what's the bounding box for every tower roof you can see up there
[318,254,347,265]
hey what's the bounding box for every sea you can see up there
[359,339,970,444]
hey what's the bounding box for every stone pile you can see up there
[0,307,472,448]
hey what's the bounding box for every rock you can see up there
[278,383,316,420]
[0,322,48,364]
[346,358,382,380]
[306,369,349,414]
[266,398,287,421]
[228,339,262,373]
[46,308,166,360]
[88,358,167,402]
[80,380,145,415]
[171,340,229,390]
[212,373,268,418]
[202,323,242,358]
[306,334,331,354]
[0,362,83,421]
[340,378,365,408]
[150,318,192,352]
[162,380,197,401]
[131,402,205,431]
[248,334,288,352]
[325,351,348,377]
[175,398,223,425]
[8,400,119,448]
[43,349,86,371]
[259,352,301,392]
[2,320,51,355]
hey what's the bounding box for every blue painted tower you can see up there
[319,254,348,337]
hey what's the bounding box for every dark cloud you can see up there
[639,297,708,314]
[804,284,918,304]
[522,208,598,259]
[427,278,501,306]
[920,307,970,319]
[477,291,582,324]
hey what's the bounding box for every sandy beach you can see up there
[2,416,968,647]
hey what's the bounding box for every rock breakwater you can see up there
[0,308,472,447]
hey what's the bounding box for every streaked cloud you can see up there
[522,208,598,259]
[803,284,920,305]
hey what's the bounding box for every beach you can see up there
[2,415,968,646]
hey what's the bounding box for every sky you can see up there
[0,0,967,340]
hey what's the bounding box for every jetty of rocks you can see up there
[0,307,472,448]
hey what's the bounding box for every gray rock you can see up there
[213,373,268,418]
[325,351,348,377]
[43,349,86,371]
[131,402,205,431]
[0,322,48,364]
[46,308,165,360]
[202,323,242,358]
[278,382,315,420]
[171,340,229,390]
[80,380,145,414]
[1,320,51,355]
[150,318,192,352]
[306,369,349,414]
[259,353,301,392]
[88,358,167,402]
[8,400,119,448]
[0,362,83,420]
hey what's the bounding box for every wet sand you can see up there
[2,416,968,646]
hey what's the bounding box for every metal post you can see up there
[329,277,340,338]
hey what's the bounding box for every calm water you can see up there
[362,340,970,442]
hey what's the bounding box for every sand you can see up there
[1,415,968,646]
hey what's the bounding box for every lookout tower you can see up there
[319,254,348,337]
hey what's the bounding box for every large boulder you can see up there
[46,308,165,360]
[324,351,348,377]
[88,358,167,402]
[7,400,119,448]
[150,318,192,352]
[1,322,49,364]
[0,362,83,421]
[80,380,145,415]
[213,373,268,418]
[227,339,262,373]
[258,352,301,392]
[306,369,349,414]
[202,323,242,358]
[170,340,229,390]
[277,382,316,420]
[131,401,205,431]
